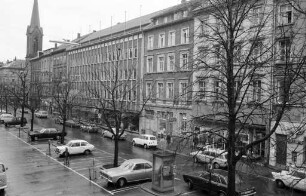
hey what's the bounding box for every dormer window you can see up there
[164,17,168,23]
[279,4,294,25]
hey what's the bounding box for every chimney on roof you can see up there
[77,33,81,38]
[14,56,17,61]
[55,43,58,48]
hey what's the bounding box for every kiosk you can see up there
[152,151,175,193]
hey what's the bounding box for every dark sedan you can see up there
[183,169,256,196]
[4,117,27,127]
[28,128,66,141]
[64,119,80,128]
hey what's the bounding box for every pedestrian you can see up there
[193,135,199,150]
[166,134,171,148]
[64,147,70,167]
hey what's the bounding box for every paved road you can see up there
[0,113,305,196]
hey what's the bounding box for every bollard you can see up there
[89,168,91,181]
[48,140,51,155]
[19,127,21,138]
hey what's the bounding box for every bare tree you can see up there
[82,48,150,167]
[192,0,306,195]
[52,73,81,144]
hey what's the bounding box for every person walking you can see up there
[64,147,70,167]
[166,134,171,149]
[193,135,199,150]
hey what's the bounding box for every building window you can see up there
[146,82,152,98]
[134,48,138,58]
[180,52,189,70]
[180,82,188,101]
[168,31,176,46]
[157,56,165,72]
[279,39,291,61]
[253,80,261,102]
[159,33,165,48]
[279,4,293,25]
[148,36,154,50]
[253,6,263,25]
[180,113,187,131]
[147,57,153,73]
[292,151,297,163]
[198,79,206,99]
[277,80,287,103]
[157,83,164,99]
[167,54,175,71]
[214,80,221,101]
[167,83,174,99]
[128,48,133,59]
[181,28,189,44]
[253,42,262,62]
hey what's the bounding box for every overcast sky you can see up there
[0,0,181,62]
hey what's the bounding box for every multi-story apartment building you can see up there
[140,1,200,136]
[66,11,163,122]
[192,0,306,167]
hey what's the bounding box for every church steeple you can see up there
[30,0,40,27]
[26,0,43,59]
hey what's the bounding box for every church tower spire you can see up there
[26,0,43,59]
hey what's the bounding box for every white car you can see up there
[190,147,228,169]
[0,162,8,193]
[272,168,306,192]
[102,128,127,140]
[0,114,14,124]
[35,110,48,118]
[132,134,157,148]
[55,140,95,157]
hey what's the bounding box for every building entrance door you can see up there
[275,134,287,166]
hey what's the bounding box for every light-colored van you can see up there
[0,162,8,193]
[191,147,228,169]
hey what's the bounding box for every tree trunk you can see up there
[30,110,34,131]
[113,136,119,167]
[61,119,66,144]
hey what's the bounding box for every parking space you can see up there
[2,124,142,194]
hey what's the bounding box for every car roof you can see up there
[211,169,228,177]
[125,159,152,164]
[69,140,88,143]
[141,134,156,137]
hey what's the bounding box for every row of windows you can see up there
[147,27,189,49]
[146,52,189,73]
[146,81,188,100]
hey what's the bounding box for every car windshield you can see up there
[40,129,46,133]
[67,141,74,147]
[119,161,134,170]
[0,164,4,173]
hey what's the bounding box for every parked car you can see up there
[132,134,157,148]
[64,119,80,128]
[0,110,10,115]
[100,159,152,188]
[80,122,99,133]
[0,114,14,124]
[272,168,306,192]
[18,108,30,114]
[4,117,27,127]
[0,162,8,193]
[102,128,127,140]
[34,110,48,118]
[54,116,63,124]
[190,147,228,169]
[55,139,94,157]
[28,128,66,141]
[183,169,256,196]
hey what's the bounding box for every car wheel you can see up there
[213,163,220,169]
[31,136,34,141]
[193,157,198,163]
[188,181,193,190]
[132,141,136,146]
[218,191,227,196]
[34,136,38,141]
[144,144,148,149]
[276,180,285,188]
[84,150,90,155]
[4,123,7,127]
[117,178,126,188]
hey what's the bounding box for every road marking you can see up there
[6,131,114,195]
[111,185,139,194]
[180,191,197,195]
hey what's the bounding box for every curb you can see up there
[140,182,182,196]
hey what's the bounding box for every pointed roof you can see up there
[30,0,40,27]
